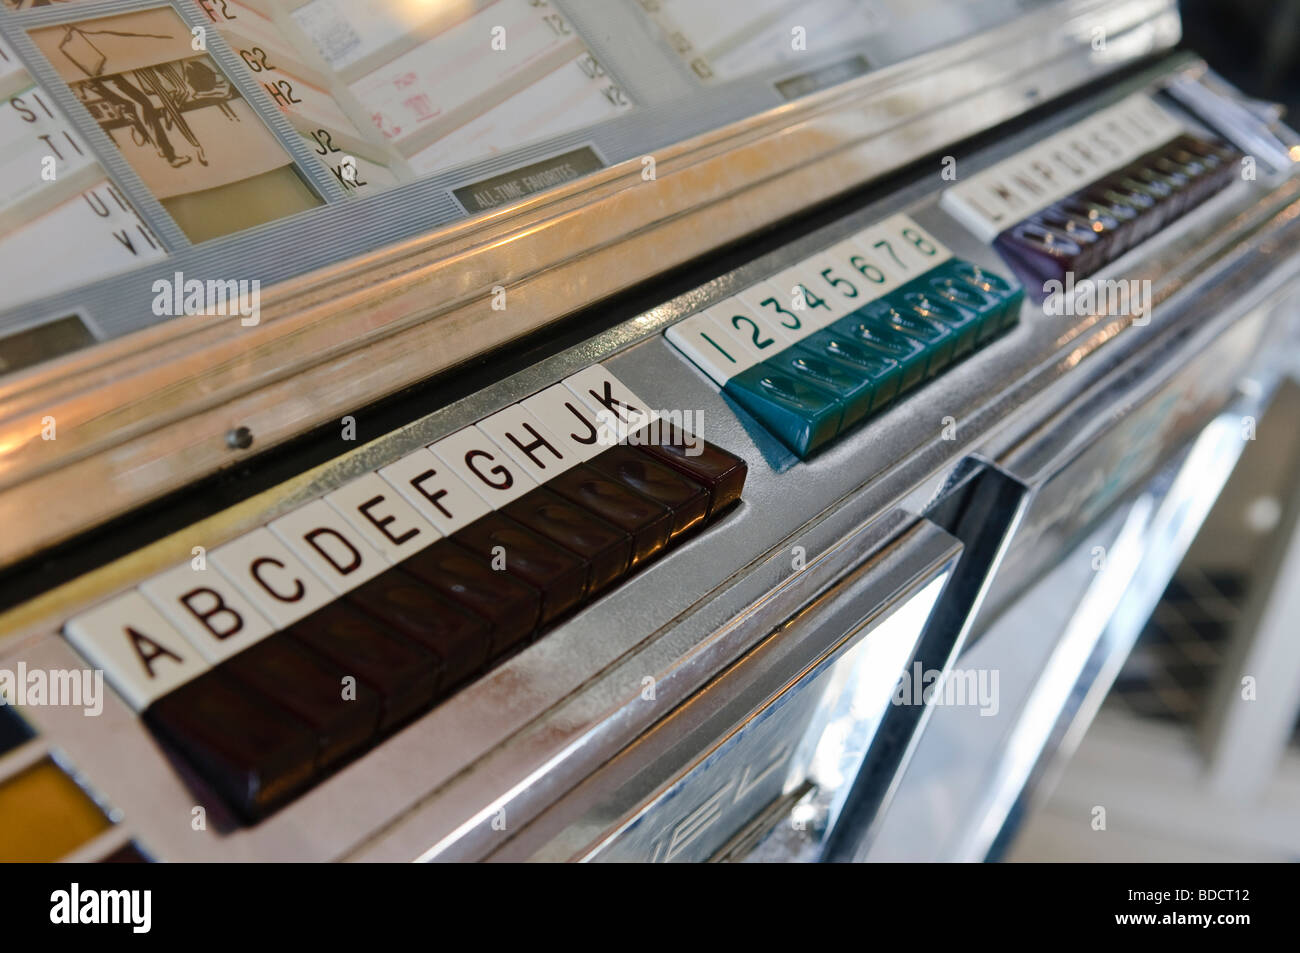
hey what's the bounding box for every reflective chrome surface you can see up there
[576,546,955,862]
[864,401,1260,861]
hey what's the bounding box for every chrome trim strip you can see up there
[467,524,960,862]
[958,409,1253,860]
[573,548,958,864]
[821,464,1033,863]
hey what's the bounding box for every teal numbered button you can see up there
[857,298,955,375]
[933,260,1015,340]
[944,260,1023,338]
[725,365,843,457]
[799,329,902,411]
[899,289,980,360]
[771,347,875,429]
[832,313,928,394]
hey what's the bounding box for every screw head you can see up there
[226,426,253,450]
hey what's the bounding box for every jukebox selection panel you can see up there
[666,92,1246,458]
[57,363,748,823]
[941,94,1243,299]
[0,0,1260,861]
[666,213,1022,458]
[0,29,166,314]
[25,77,1253,844]
[0,0,632,316]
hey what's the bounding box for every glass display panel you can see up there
[28,7,323,241]
[0,0,1035,361]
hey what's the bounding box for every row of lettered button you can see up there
[63,364,746,820]
[994,133,1241,295]
[145,432,745,821]
[66,366,666,709]
[939,93,1186,243]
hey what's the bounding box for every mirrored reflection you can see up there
[288,0,631,174]
[631,0,886,84]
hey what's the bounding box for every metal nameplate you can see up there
[451,146,606,214]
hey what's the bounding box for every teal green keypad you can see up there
[665,214,1023,458]
[797,330,902,411]
[765,348,877,429]
[726,365,843,456]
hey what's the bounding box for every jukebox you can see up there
[0,0,1295,862]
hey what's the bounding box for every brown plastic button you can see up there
[452,512,588,623]
[588,445,709,540]
[144,670,319,822]
[504,488,632,596]
[545,463,673,568]
[222,636,381,770]
[286,602,440,731]
[346,570,491,689]
[400,538,541,655]
[634,428,747,517]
